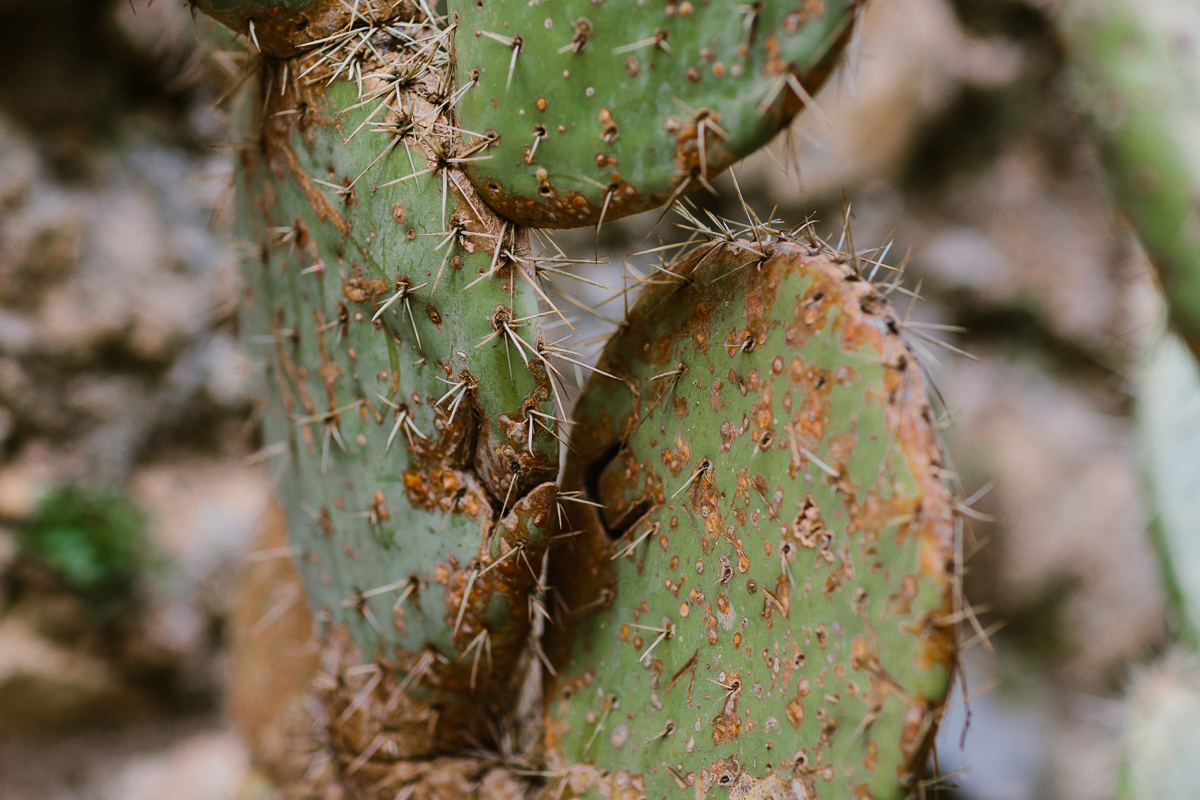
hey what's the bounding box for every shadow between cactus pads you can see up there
[550,239,957,800]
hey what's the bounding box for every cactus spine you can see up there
[449,0,862,227]
[195,1,960,796]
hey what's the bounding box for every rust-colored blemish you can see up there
[702,603,719,645]
[710,670,742,745]
[278,142,350,236]
[342,275,388,304]
[884,574,919,618]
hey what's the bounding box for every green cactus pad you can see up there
[1059,0,1200,359]
[1138,332,1200,644]
[549,238,957,799]
[234,28,560,753]
[449,0,860,228]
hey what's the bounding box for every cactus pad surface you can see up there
[550,238,957,800]
[450,0,860,228]
[236,30,560,755]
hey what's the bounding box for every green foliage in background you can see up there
[15,484,148,602]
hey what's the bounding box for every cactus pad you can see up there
[1059,0,1200,359]
[236,27,560,755]
[549,238,957,799]
[198,1,957,794]
[450,0,860,228]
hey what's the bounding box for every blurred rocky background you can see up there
[0,0,268,797]
[0,0,1173,799]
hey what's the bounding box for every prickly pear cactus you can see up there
[1058,0,1200,359]
[449,0,861,227]
[550,238,957,800]
[192,0,960,796]
[1138,332,1200,644]
[232,18,561,761]
[1057,4,1200,796]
